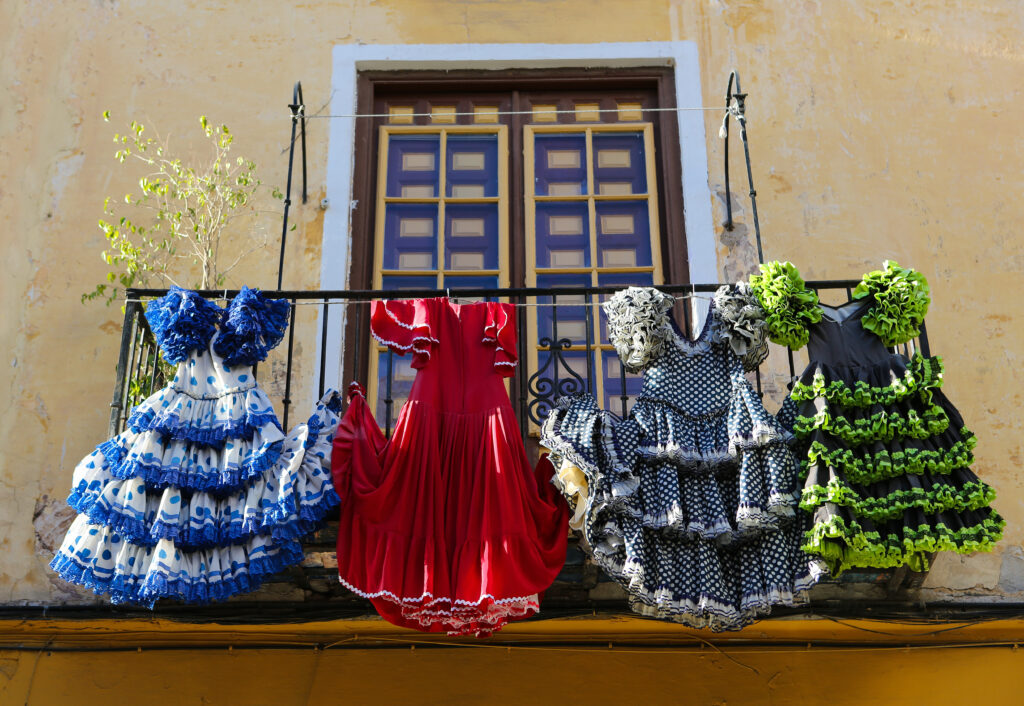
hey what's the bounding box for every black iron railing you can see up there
[112,282,931,438]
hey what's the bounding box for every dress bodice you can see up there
[167,338,258,399]
[370,298,518,415]
[806,298,894,368]
[637,320,735,418]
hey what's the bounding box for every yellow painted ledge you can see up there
[3,613,1024,649]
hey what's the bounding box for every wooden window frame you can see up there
[343,67,687,396]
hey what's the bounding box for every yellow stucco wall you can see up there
[1,0,1022,612]
[2,616,1024,704]
[4,645,1024,705]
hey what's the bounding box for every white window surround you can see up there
[316,41,716,398]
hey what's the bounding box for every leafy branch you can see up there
[86,113,283,306]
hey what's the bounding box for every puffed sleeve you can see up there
[213,286,292,366]
[711,282,770,372]
[853,260,931,347]
[602,286,673,373]
[145,286,224,364]
[483,302,518,377]
[748,260,822,350]
[370,298,437,369]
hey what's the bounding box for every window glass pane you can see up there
[446,134,499,198]
[593,132,646,195]
[534,133,587,196]
[441,275,499,302]
[382,204,438,270]
[441,274,499,291]
[381,274,437,291]
[445,203,499,270]
[595,201,652,268]
[535,202,590,268]
[386,135,440,198]
[536,273,592,345]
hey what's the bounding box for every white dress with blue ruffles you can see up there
[50,287,342,604]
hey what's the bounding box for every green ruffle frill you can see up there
[748,261,821,350]
[791,354,943,409]
[800,477,997,523]
[793,399,951,446]
[853,261,931,347]
[801,511,1005,574]
[800,430,977,486]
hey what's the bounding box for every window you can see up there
[525,122,663,412]
[368,125,509,416]
[347,69,687,429]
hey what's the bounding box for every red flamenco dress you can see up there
[332,298,568,636]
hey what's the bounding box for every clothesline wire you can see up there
[297,105,727,120]
[121,292,715,307]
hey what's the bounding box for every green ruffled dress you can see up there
[752,261,1003,574]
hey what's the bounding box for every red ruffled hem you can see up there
[338,572,540,636]
[332,390,568,635]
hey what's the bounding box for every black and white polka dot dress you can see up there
[541,286,825,631]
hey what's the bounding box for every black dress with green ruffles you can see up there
[753,261,1003,574]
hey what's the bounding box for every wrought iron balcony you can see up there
[104,282,934,612]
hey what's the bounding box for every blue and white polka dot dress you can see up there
[541,286,826,631]
[50,287,342,605]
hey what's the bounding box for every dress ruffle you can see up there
[212,286,292,366]
[791,354,943,408]
[50,515,305,605]
[73,421,284,492]
[711,283,770,372]
[573,498,823,632]
[370,299,438,369]
[801,503,1004,573]
[66,393,342,548]
[853,261,931,347]
[603,287,675,373]
[126,385,282,447]
[801,425,976,486]
[540,294,822,630]
[801,463,997,522]
[631,398,734,469]
[144,286,224,365]
[51,287,343,605]
[793,395,950,446]
[748,261,822,350]
[482,302,518,375]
